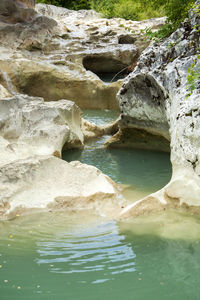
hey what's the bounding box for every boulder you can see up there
[0,156,122,219]
[0,0,36,24]
[0,94,84,162]
[0,0,57,49]
[0,59,121,110]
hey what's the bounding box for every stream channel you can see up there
[1,110,200,300]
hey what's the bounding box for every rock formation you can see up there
[0,2,165,110]
[0,93,123,219]
[0,1,136,219]
[0,1,177,219]
[118,2,200,217]
[0,156,121,219]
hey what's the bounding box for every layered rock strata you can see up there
[118,2,200,216]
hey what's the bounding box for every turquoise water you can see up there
[82,109,120,125]
[1,211,200,300]
[64,110,172,200]
[1,110,199,300]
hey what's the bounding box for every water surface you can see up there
[2,110,196,300]
[64,109,172,201]
[1,211,200,300]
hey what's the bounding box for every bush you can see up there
[36,0,91,10]
[90,0,164,20]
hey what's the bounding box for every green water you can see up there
[82,109,120,125]
[1,211,200,300]
[1,110,199,300]
[65,109,172,200]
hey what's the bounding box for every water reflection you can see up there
[63,109,171,199]
[1,212,200,299]
[63,145,171,198]
[36,221,136,283]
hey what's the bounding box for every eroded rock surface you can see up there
[0,2,165,110]
[0,156,122,219]
[0,94,123,219]
[118,2,200,216]
[0,95,84,161]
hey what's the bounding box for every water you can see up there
[1,211,200,300]
[1,110,199,300]
[95,72,127,83]
[83,109,120,125]
[64,109,172,201]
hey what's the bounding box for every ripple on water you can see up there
[35,220,136,280]
[1,211,200,300]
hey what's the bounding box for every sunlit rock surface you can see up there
[0,95,84,160]
[0,94,123,219]
[118,2,200,215]
[0,84,11,98]
[0,2,165,110]
[0,156,122,219]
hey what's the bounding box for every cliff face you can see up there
[119,2,200,215]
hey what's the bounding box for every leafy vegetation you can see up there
[187,56,200,98]
[36,0,196,26]
[36,0,91,10]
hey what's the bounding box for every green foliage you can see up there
[36,0,91,10]
[187,55,200,98]
[36,0,196,31]
[90,0,117,18]
[90,0,164,20]
[143,0,196,40]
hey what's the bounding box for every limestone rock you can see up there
[0,59,121,110]
[0,0,36,24]
[0,94,84,163]
[0,0,57,49]
[0,2,165,110]
[117,1,200,214]
[0,92,124,219]
[0,84,12,98]
[0,156,122,219]
[82,119,119,141]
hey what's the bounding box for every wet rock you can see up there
[82,119,119,141]
[105,127,170,152]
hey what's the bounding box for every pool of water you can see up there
[95,72,127,83]
[1,211,200,300]
[64,110,171,201]
[82,109,120,125]
[2,110,197,300]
